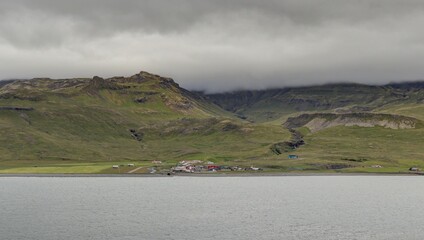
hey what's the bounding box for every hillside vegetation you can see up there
[283,113,420,132]
[1,71,424,173]
[0,71,290,173]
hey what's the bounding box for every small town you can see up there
[170,160,263,173]
[109,156,423,175]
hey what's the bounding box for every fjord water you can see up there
[1,176,423,240]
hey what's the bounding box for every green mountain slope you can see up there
[1,72,424,174]
[204,82,424,173]
[0,71,291,173]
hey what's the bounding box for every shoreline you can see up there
[0,172,421,178]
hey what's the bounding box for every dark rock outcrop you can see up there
[270,129,305,155]
[325,164,352,170]
[82,76,123,94]
[129,129,144,141]
[134,97,148,103]
[0,106,34,111]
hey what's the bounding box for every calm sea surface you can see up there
[1,176,423,240]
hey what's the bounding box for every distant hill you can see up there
[204,82,424,122]
[0,80,15,88]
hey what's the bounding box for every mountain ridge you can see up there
[204,82,424,122]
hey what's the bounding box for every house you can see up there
[128,164,135,167]
[230,166,243,171]
[248,166,262,171]
[409,167,420,171]
[194,165,204,172]
[180,160,202,165]
[207,165,220,171]
[172,166,194,173]
[112,165,119,169]
[288,155,299,159]
[152,160,162,165]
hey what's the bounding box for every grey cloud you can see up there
[3,0,424,46]
[1,0,424,92]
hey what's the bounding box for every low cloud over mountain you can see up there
[1,0,424,92]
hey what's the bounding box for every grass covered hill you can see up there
[0,71,290,173]
[204,82,424,173]
[1,71,424,174]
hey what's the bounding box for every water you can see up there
[1,176,423,240]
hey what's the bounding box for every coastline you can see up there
[0,172,421,178]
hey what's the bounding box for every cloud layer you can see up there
[1,0,424,92]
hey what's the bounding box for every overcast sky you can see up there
[1,0,424,92]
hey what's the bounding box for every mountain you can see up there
[205,82,424,122]
[0,71,290,173]
[1,72,424,174]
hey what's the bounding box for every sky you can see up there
[1,0,424,93]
